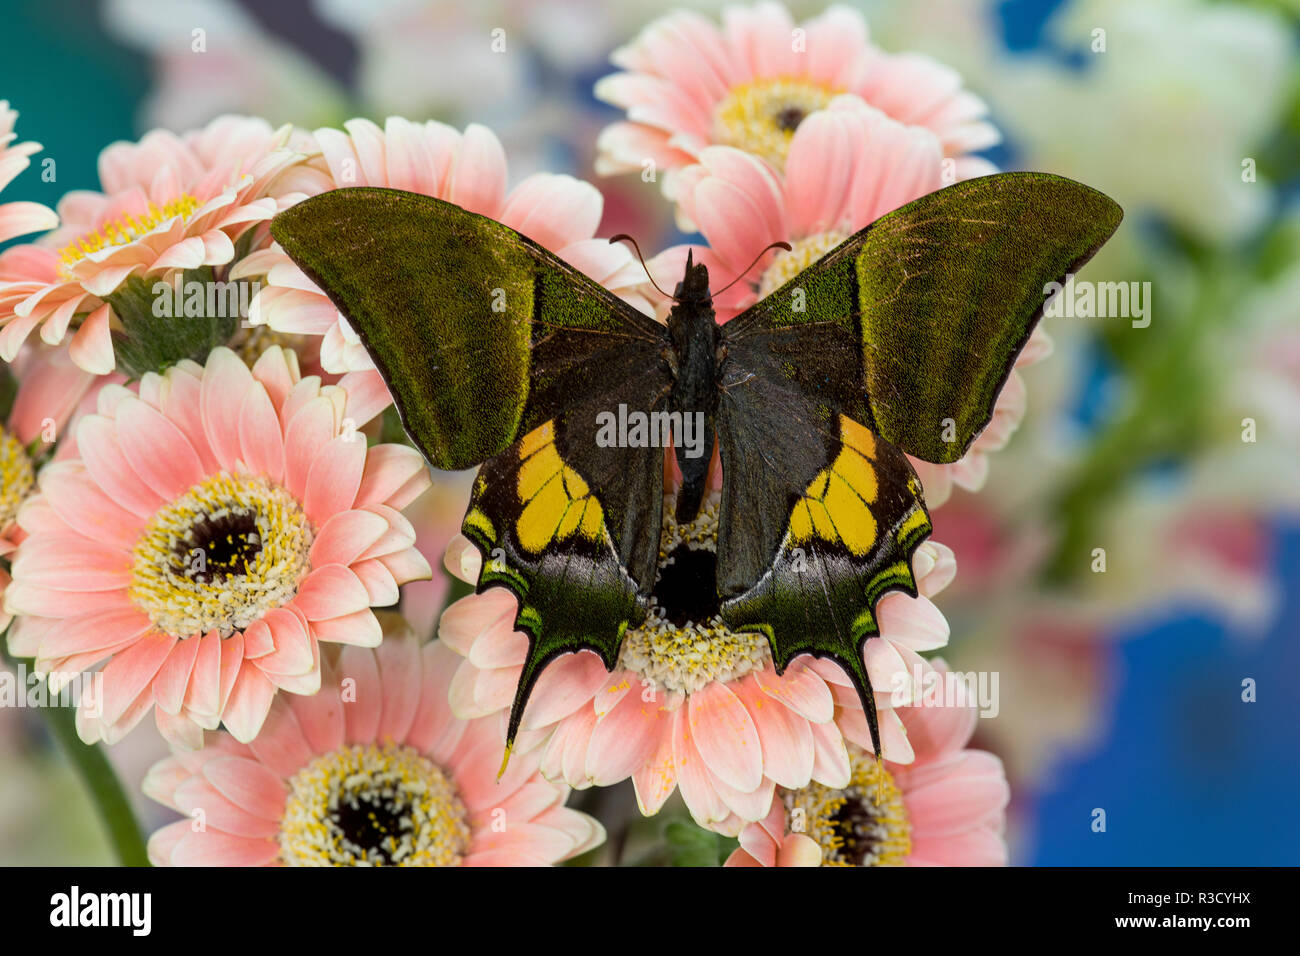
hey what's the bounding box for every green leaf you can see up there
[663,819,738,867]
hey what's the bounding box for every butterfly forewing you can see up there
[271,186,667,469]
[723,172,1124,464]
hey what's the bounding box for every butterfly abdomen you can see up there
[667,259,721,523]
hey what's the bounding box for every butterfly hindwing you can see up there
[464,406,664,750]
[724,172,1124,463]
[714,330,930,754]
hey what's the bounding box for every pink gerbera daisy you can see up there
[0,101,58,244]
[645,98,1051,503]
[240,116,652,385]
[726,659,1010,866]
[0,115,316,374]
[0,347,99,630]
[438,470,956,835]
[3,345,432,749]
[595,2,998,193]
[144,622,604,866]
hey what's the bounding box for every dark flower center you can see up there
[830,798,885,867]
[653,544,721,626]
[332,795,408,864]
[774,106,806,131]
[173,510,262,583]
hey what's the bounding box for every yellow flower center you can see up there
[784,748,911,866]
[713,78,838,170]
[618,491,770,694]
[279,743,471,867]
[0,429,36,529]
[757,230,849,298]
[129,472,313,638]
[229,323,299,367]
[59,193,202,275]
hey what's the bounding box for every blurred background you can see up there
[0,0,1297,865]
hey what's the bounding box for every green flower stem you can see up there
[39,683,152,867]
[1,644,149,866]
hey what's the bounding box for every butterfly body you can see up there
[271,173,1123,763]
[665,251,721,522]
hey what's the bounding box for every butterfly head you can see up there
[609,235,792,309]
[673,249,713,305]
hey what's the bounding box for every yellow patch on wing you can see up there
[514,421,605,553]
[840,415,876,459]
[789,415,880,557]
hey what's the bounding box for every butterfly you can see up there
[270,172,1122,767]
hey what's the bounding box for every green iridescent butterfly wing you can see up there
[716,173,1123,754]
[271,187,668,754]
[272,174,1124,768]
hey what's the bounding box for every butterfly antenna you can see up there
[712,240,793,298]
[609,234,679,301]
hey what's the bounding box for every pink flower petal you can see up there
[170,830,279,867]
[114,397,206,501]
[293,564,370,620]
[99,630,175,728]
[153,637,200,715]
[632,718,678,816]
[308,509,390,567]
[585,682,665,786]
[199,348,255,471]
[755,661,834,723]
[247,698,316,777]
[219,664,277,743]
[339,643,382,744]
[308,608,383,647]
[671,707,729,825]
[237,382,286,482]
[375,633,421,744]
[688,681,763,793]
[736,677,814,789]
[448,124,507,216]
[74,415,164,518]
[302,434,365,521]
[520,650,610,731]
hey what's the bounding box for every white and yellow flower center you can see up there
[714,78,838,170]
[757,230,849,299]
[129,472,313,638]
[58,193,202,275]
[617,491,770,694]
[279,743,472,867]
[0,429,36,530]
[783,748,911,866]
